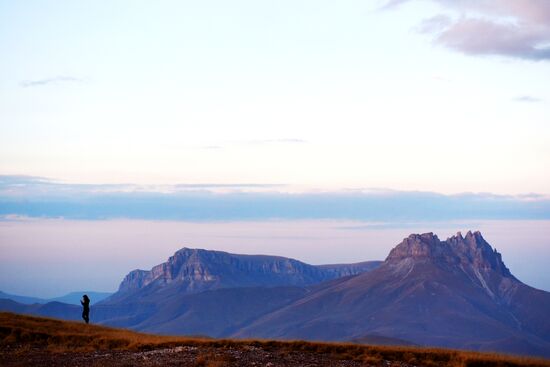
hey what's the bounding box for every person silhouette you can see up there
[81,294,90,324]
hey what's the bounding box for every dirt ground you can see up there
[0,344,414,367]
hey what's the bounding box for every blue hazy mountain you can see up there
[0,291,45,305]
[0,291,112,305]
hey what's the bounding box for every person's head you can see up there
[83,294,89,301]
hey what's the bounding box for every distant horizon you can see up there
[2,218,549,298]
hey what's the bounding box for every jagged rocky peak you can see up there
[386,230,513,278]
[447,230,512,277]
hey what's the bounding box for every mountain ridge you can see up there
[112,247,381,300]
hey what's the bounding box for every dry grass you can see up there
[0,312,201,352]
[194,351,236,367]
[1,312,549,367]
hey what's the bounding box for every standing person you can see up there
[81,294,90,324]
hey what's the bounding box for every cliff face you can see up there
[317,261,382,277]
[446,231,513,277]
[385,230,516,301]
[386,231,510,269]
[385,232,456,264]
[117,248,381,295]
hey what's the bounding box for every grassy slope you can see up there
[1,312,549,367]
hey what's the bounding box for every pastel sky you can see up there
[1,0,549,194]
[1,1,550,298]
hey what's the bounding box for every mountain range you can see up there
[0,291,112,305]
[1,231,549,357]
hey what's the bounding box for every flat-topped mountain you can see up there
[96,248,381,333]
[114,247,380,298]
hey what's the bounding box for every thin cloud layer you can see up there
[513,95,542,103]
[0,175,285,196]
[389,0,550,61]
[195,139,307,150]
[19,76,82,87]
[1,176,549,221]
[236,139,308,146]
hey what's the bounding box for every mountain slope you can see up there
[125,286,308,336]
[235,231,550,357]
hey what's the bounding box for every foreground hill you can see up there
[1,312,548,367]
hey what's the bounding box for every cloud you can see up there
[195,139,307,150]
[198,145,224,150]
[0,175,285,196]
[0,175,549,221]
[387,0,550,61]
[174,183,285,189]
[0,175,51,185]
[380,0,411,10]
[20,76,82,88]
[241,139,307,145]
[416,15,452,34]
[436,17,550,60]
[513,95,542,103]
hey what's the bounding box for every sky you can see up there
[1,0,549,194]
[0,0,549,297]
